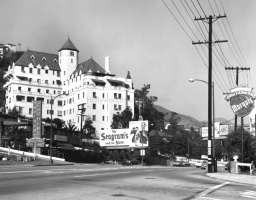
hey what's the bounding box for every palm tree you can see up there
[63,123,77,131]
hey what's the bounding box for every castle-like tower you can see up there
[58,38,79,82]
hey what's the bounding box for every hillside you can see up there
[154,105,204,128]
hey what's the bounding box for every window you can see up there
[71,59,73,63]
[54,90,56,94]
[46,89,49,93]
[93,104,96,109]
[38,89,41,93]
[69,98,71,104]
[45,80,48,84]
[102,93,105,98]
[18,87,21,91]
[64,111,66,116]
[64,71,66,75]
[69,109,72,114]
[57,71,60,77]
[118,94,121,99]
[53,81,55,85]
[29,68,32,73]
[127,95,130,100]
[37,79,40,83]
[114,93,117,99]
[58,101,62,106]
[57,111,62,117]
[21,67,25,73]
[47,110,54,115]
[93,115,96,121]
[102,116,105,121]
[29,108,32,115]
[28,88,31,92]
[58,91,61,95]
[78,94,80,100]
[64,100,66,106]
[119,105,122,110]
[53,71,55,75]
[93,92,96,98]
[38,69,40,74]
[45,70,48,74]
[70,51,74,56]
[102,105,104,110]
[114,104,118,110]
[83,92,85,98]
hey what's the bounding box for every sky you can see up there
[1,0,256,123]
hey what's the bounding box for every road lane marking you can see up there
[195,182,230,198]
[74,171,131,178]
[198,197,222,200]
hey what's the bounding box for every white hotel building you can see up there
[3,38,134,137]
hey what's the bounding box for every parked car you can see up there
[122,159,132,165]
[195,161,202,168]
[173,161,190,167]
[201,161,207,170]
[130,159,139,165]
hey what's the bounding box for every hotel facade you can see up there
[3,38,134,137]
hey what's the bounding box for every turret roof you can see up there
[59,38,79,52]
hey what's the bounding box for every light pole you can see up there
[49,92,68,164]
[189,78,216,172]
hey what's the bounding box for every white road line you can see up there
[74,171,131,178]
[196,182,230,198]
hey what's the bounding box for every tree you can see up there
[63,123,77,131]
[8,127,31,151]
[134,84,164,131]
[83,116,95,139]
[42,118,65,128]
[111,107,133,129]
[224,129,256,163]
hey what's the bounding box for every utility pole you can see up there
[193,15,227,173]
[225,67,250,131]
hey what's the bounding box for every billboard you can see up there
[225,87,255,117]
[100,129,130,147]
[99,121,149,149]
[129,121,149,148]
[201,122,229,138]
[32,101,42,138]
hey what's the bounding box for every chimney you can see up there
[105,56,110,73]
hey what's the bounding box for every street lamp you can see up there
[189,78,216,173]
[49,92,69,164]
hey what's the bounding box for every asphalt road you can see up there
[0,164,255,200]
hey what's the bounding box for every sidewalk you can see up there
[206,171,256,185]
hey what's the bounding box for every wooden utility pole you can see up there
[193,15,227,173]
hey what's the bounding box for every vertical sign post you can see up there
[32,101,42,154]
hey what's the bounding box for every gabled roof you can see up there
[15,50,60,71]
[71,58,106,77]
[59,38,79,52]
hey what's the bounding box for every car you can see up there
[130,159,139,165]
[173,161,186,167]
[201,161,207,170]
[195,161,202,168]
[122,159,132,165]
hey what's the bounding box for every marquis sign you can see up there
[225,87,255,117]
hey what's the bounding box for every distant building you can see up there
[0,43,17,59]
[3,38,134,137]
